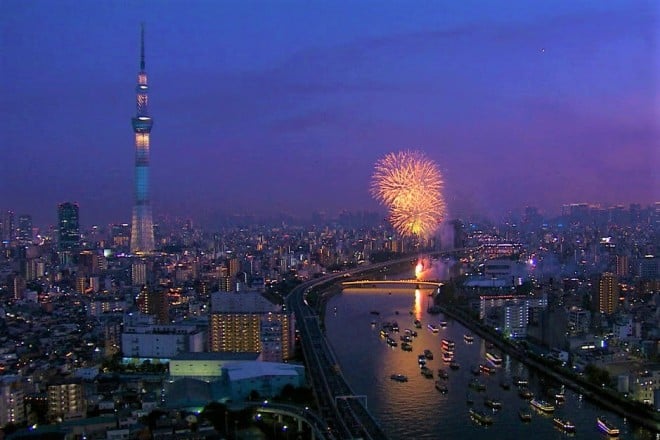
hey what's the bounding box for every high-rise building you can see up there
[17,214,32,244]
[58,202,80,250]
[130,24,155,254]
[597,272,618,315]
[1,210,14,243]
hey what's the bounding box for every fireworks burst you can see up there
[371,150,445,238]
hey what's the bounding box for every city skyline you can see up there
[1,0,658,228]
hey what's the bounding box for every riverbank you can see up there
[436,300,660,434]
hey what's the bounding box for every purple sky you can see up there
[1,0,658,228]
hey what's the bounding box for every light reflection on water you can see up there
[324,288,655,440]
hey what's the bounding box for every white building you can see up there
[121,324,206,361]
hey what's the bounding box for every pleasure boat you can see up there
[553,417,576,433]
[596,417,619,436]
[530,398,555,413]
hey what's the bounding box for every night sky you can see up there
[1,0,658,228]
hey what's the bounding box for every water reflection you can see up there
[326,288,652,440]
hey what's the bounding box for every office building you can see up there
[58,202,80,251]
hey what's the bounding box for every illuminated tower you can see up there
[130,24,155,254]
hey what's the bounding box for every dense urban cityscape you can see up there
[1,1,658,439]
[0,199,658,439]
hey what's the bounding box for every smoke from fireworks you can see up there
[371,150,446,238]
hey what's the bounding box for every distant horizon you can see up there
[3,200,656,233]
[2,1,657,230]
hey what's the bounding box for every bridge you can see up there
[341,279,442,289]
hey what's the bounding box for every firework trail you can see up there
[371,150,445,238]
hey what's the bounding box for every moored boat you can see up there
[486,352,503,366]
[435,381,448,393]
[469,408,493,425]
[553,417,576,433]
[518,387,534,399]
[441,338,456,350]
[390,374,408,382]
[469,379,487,391]
[464,333,474,343]
[597,416,619,436]
[449,361,460,370]
[401,342,413,351]
[484,396,502,409]
[480,364,495,375]
[424,349,434,359]
[420,366,434,379]
[438,369,449,379]
[518,408,532,422]
[530,398,555,413]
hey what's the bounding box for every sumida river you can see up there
[324,287,657,440]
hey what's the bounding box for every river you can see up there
[324,287,657,440]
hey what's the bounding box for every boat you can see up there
[404,328,417,337]
[518,408,532,422]
[479,364,495,375]
[500,380,511,390]
[391,321,399,332]
[420,366,434,378]
[464,333,474,343]
[370,310,380,315]
[596,417,619,436]
[414,319,422,328]
[401,342,413,351]
[513,375,528,386]
[379,329,388,338]
[553,417,576,433]
[469,408,493,425]
[486,352,503,366]
[449,361,460,370]
[530,398,555,413]
[471,365,481,376]
[418,354,427,365]
[469,379,486,391]
[441,339,456,350]
[439,321,448,328]
[484,397,502,409]
[442,351,453,362]
[390,374,408,382]
[424,349,434,359]
[386,337,397,347]
[518,388,534,399]
[427,323,439,333]
[435,381,448,393]
[370,320,377,326]
[438,369,449,379]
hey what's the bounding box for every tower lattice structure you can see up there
[130,24,155,254]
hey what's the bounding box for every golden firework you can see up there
[371,150,445,238]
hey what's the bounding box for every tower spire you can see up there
[140,22,145,71]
